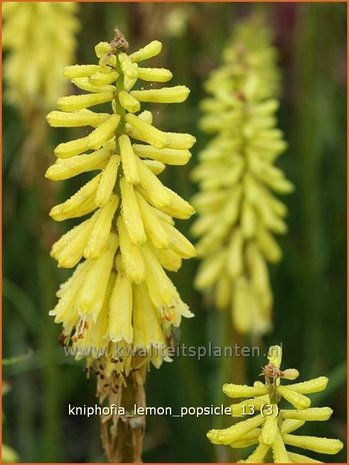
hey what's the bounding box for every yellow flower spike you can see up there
[118,90,141,113]
[129,40,162,63]
[47,32,196,447]
[207,345,344,463]
[57,92,114,111]
[192,14,293,335]
[87,114,120,150]
[135,192,170,249]
[120,177,147,246]
[84,194,119,259]
[137,67,173,82]
[46,109,110,128]
[3,3,79,109]
[130,86,190,104]
[119,135,140,184]
[133,144,191,166]
[95,155,120,207]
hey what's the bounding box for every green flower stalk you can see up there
[191,15,294,336]
[207,345,344,463]
[3,2,79,110]
[46,28,196,461]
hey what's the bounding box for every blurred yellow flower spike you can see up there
[207,345,344,463]
[46,28,196,380]
[3,2,79,110]
[191,14,294,336]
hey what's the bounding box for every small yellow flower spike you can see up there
[3,2,79,110]
[191,14,294,336]
[46,28,196,379]
[207,345,344,463]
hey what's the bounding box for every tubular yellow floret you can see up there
[87,114,120,150]
[64,64,103,79]
[57,92,114,111]
[47,109,110,128]
[120,177,147,246]
[130,86,190,103]
[95,155,120,207]
[133,144,191,166]
[126,113,169,149]
[207,344,344,463]
[118,90,141,113]
[137,67,173,82]
[129,40,162,63]
[119,135,140,184]
[46,29,196,383]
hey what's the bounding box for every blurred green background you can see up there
[3,2,346,463]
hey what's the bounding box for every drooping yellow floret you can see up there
[191,14,293,336]
[207,345,344,463]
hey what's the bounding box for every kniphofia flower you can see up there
[207,345,344,463]
[47,29,196,375]
[191,15,293,336]
[3,2,79,109]
[46,28,196,461]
